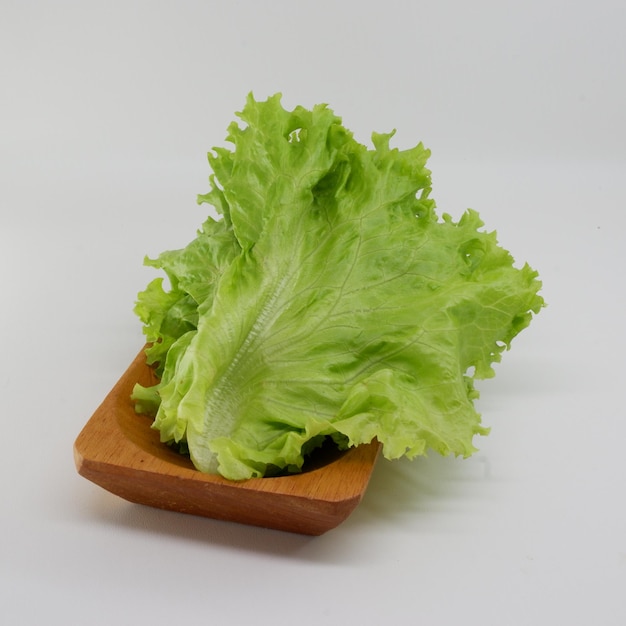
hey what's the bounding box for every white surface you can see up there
[2,1,625,624]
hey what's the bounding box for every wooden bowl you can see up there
[74,349,381,535]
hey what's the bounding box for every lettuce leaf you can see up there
[132,93,543,480]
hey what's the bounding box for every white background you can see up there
[2,1,625,624]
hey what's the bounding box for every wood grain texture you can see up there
[74,349,381,535]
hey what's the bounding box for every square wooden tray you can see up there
[74,349,381,535]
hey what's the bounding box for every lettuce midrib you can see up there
[198,273,292,433]
[187,210,368,470]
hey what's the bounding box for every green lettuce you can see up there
[132,93,543,480]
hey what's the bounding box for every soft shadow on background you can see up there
[71,446,489,564]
